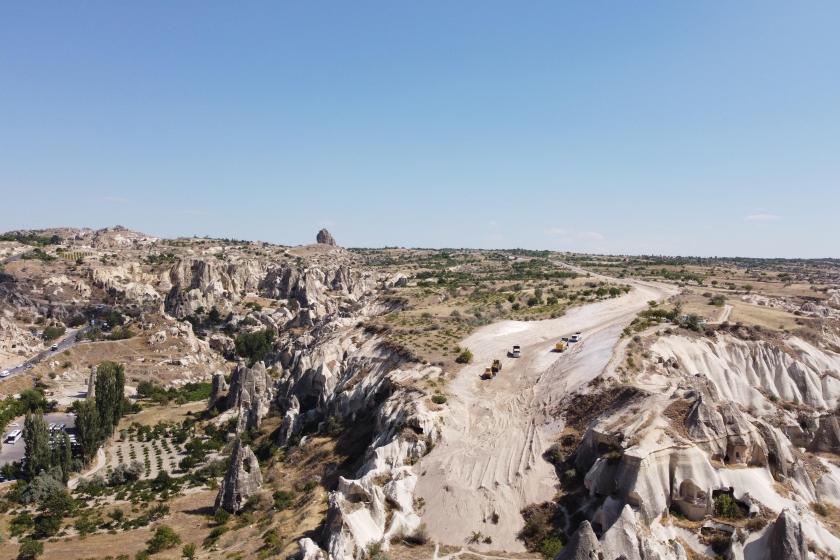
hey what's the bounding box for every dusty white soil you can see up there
[414,280,676,551]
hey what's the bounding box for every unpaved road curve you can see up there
[414,278,677,551]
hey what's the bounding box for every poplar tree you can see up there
[23,412,51,480]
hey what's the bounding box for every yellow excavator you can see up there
[481,359,503,380]
[554,340,567,353]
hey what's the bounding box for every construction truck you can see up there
[481,367,494,380]
[491,359,502,373]
[554,341,567,353]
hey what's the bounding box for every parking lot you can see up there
[0,412,76,467]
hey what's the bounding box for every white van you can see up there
[4,429,22,444]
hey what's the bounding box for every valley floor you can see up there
[414,280,675,550]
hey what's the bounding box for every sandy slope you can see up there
[414,280,676,551]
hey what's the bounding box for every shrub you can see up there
[366,541,390,560]
[544,444,564,466]
[455,348,473,364]
[203,525,228,548]
[181,543,197,560]
[714,494,746,519]
[17,539,44,560]
[42,326,65,342]
[812,502,829,517]
[147,525,181,553]
[273,490,295,511]
[708,294,727,307]
[538,536,564,558]
[108,326,135,340]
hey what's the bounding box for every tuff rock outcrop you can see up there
[164,258,264,318]
[276,395,300,446]
[768,509,807,560]
[209,333,236,359]
[90,263,160,304]
[210,372,229,407]
[316,228,336,246]
[225,362,275,432]
[214,439,262,513]
[556,521,602,560]
[809,415,840,453]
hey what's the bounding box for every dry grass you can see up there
[727,300,800,331]
[120,401,207,428]
[0,488,218,560]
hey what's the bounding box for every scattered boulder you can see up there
[214,438,262,514]
[316,228,336,246]
[767,509,807,560]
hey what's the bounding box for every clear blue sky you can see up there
[1,2,838,257]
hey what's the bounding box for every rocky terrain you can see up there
[1,227,839,560]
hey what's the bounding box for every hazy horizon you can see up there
[2,2,839,258]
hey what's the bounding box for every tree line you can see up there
[22,361,128,483]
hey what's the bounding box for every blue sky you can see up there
[1,2,838,257]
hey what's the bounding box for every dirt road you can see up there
[414,278,676,551]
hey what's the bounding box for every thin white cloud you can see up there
[745,213,781,222]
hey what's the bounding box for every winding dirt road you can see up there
[414,278,676,551]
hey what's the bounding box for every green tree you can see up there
[146,525,181,553]
[23,413,51,480]
[18,389,48,413]
[95,362,122,434]
[74,399,101,464]
[113,364,125,423]
[17,538,44,560]
[234,329,275,366]
[52,432,73,484]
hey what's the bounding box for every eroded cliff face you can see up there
[162,256,376,326]
[558,332,840,559]
[186,254,443,559]
[270,323,444,558]
[164,258,265,317]
[652,334,840,411]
